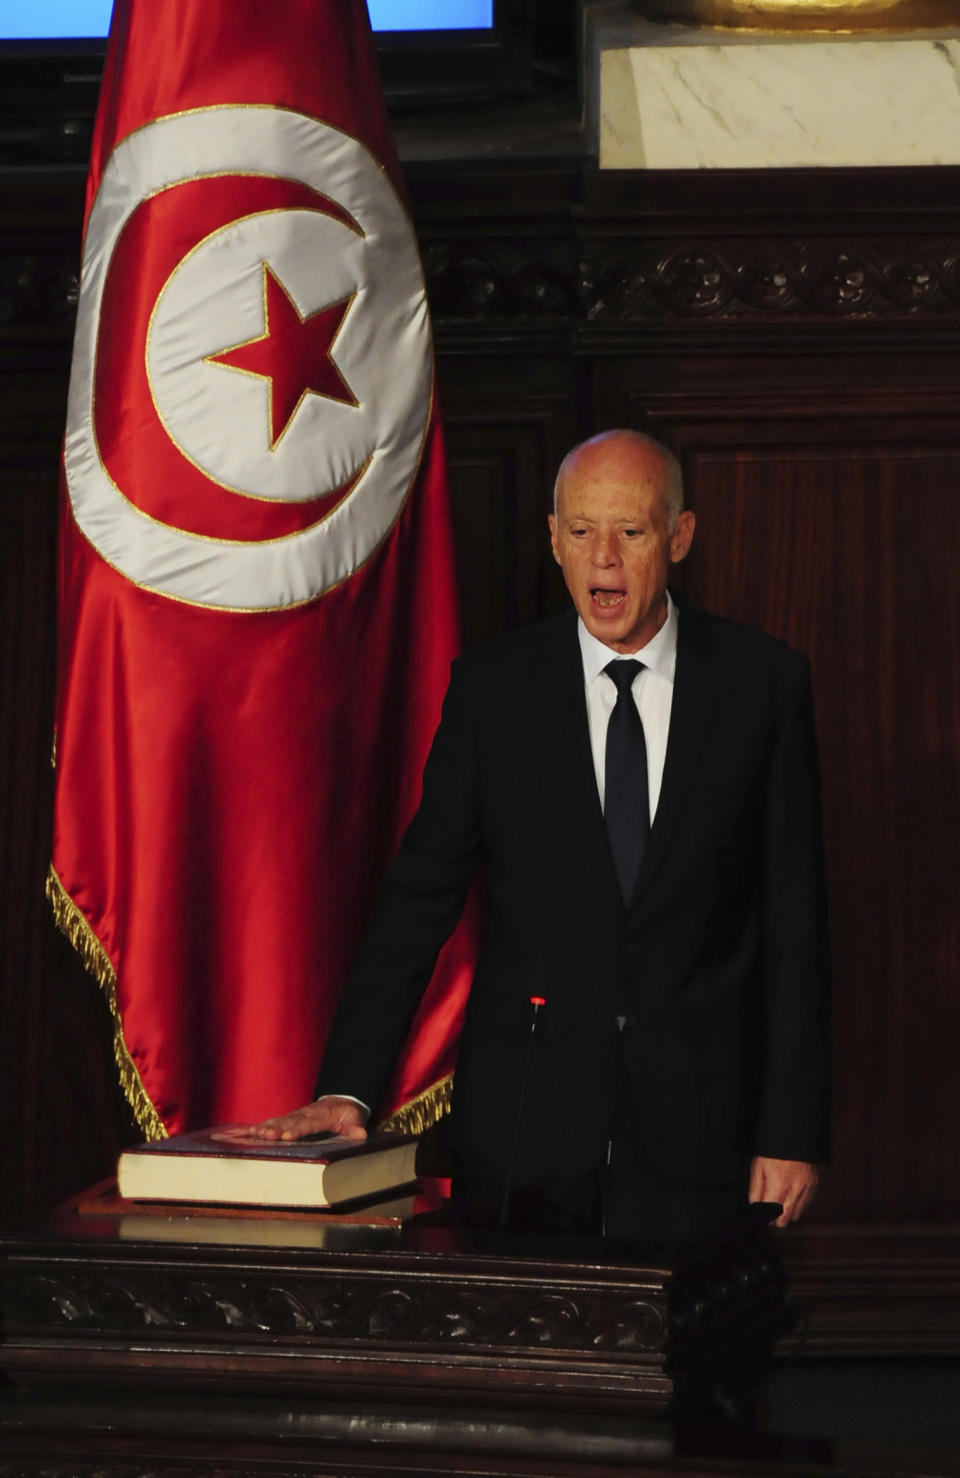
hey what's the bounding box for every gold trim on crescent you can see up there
[46,865,168,1141]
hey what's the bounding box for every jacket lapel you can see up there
[545,612,624,907]
[628,601,722,907]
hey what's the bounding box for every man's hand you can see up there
[241,1097,369,1143]
[748,1156,818,1228]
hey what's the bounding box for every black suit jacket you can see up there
[317,601,829,1195]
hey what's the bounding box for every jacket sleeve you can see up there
[754,656,830,1164]
[315,658,481,1113]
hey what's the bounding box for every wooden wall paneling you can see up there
[0,447,57,1227]
[0,452,134,1229]
[0,424,130,1227]
[684,439,960,1228]
[1,175,69,1226]
[0,174,136,1227]
[437,358,578,648]
[587,354,960,435]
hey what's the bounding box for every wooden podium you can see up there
[0,1188,792,1476]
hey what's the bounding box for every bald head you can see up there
[553,430,684,530]
[547,427,695,653]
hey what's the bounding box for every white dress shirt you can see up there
[577,592,678,823]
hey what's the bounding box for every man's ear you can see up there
[548,513,561,566]
[670,510,696,565]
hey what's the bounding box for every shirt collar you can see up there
[577,591,678,686]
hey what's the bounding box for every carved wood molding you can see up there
[424,236,960,325]
[581,238,960,322]
[5,192,960,345]
[6,1264,669,1357]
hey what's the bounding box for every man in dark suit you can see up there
[251,430,827,1241]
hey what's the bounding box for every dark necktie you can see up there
[604,660,649,903]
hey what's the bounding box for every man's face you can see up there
[548,441,695,654]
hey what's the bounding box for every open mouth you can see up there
[591,587,626,609]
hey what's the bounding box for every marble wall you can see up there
[587,2,960,168]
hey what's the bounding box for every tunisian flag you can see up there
[49,0,474,1139]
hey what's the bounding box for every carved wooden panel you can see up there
[7,1262,668,1354]
[580,237,960,324]
[425,231,960,330]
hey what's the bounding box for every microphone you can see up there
[498,995,546,1231]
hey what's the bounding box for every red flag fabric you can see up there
[49,0,474,1139]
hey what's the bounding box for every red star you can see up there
[208,264,357,448]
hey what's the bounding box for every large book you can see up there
[117,1127,419,1210]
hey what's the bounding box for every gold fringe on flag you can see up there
[377,1072,452,1136]
[45,865,168,1142]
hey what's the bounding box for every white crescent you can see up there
[64,106,433,611]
